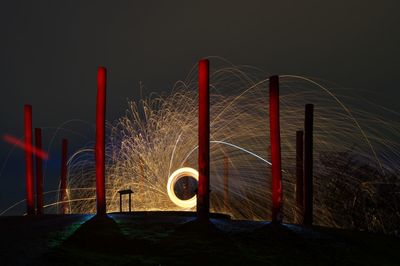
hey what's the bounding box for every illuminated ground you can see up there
[0,213,399,265]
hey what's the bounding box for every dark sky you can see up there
[1,0,399,213]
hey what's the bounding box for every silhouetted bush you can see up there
[316,150,400,236]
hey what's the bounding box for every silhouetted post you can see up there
[129,193,132,212]
[35,128,43,215]
[269,75,283,224]
[24,104,35,215]
[118,189,133,212]
[295,130,304,224]
[119,193,122,212]
[60,139,68,214]
[223,155,229,206]
[96,66,107,215]
[197,59,210,220]
[304,104,314,226]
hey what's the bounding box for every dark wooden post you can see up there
[129,193,132,212]
[295,130,304,224]
[303,104,314,226]
[119,193,122,212]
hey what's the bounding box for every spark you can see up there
[3,59,399,235]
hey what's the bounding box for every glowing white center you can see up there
[167,167,198,208]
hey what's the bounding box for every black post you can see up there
[119,193,122,212]
[303,104,314,226]
[129,193,132,212]
[295,130,304,224]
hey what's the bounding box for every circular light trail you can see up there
[167,167,198,208]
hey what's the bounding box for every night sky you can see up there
[1,0,399,213]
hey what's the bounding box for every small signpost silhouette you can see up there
[118,189,133,213]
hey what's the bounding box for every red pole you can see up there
[295,130,304,224]
[197,59,210,220]
[96,66,107,215]
[303,104,314,226]
[269,75,283,224]
[24,104,35,215]
[35,128,43,215]
[59,139,68,214]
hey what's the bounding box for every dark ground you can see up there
[0,212,399,265]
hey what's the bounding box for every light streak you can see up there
[3,59,398,235]
[182,141,271,166]
[2,134,49,160]
[166,167,199,208]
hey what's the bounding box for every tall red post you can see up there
[35,128,43,215]
[304,104,314,226]
[197,59,210,220]
[59,139,68,214]
[24,105,35,215]
[295,130,304,224]
[96,66,107,215]
[269,75,283,224]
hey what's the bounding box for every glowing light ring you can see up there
[167,167,198,208]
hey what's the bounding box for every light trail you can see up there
[166,167,198,208]
[43,197,96,209]
[9,59,395,235]
[2,134,49,159]
[181,140,272,167]
[281,75,383,173]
